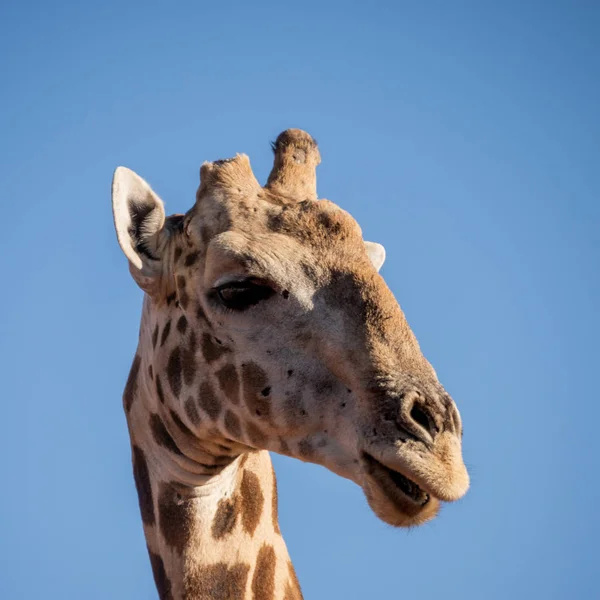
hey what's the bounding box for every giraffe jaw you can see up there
[360,452,441,527]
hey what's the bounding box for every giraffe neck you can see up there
[124,306,303,599]
[142,447,299,599]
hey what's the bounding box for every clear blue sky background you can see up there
[1,1,598,598]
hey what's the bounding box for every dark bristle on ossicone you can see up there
[212,157,237,166]
[270,131,318,154]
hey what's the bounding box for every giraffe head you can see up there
[112,129,469,528]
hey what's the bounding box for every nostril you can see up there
[410,403,433,435]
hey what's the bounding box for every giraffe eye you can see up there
[216,281,275,311]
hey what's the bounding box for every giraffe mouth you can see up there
[361,452,430,506]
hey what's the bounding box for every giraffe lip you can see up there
[361,452,431,506]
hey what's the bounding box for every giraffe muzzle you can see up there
[362,452,430,506]
[358,426,469,527]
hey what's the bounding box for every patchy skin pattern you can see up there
[132,446,154,526]
[158,483,193,554]
[184,395,201,425]
[240,469,265,536]
[167,348,183,397]
[185,562,250,600]
[149,550,174,600]
[156,375,166,404]
[170,408,195,438]
[123,354,141,412]
[212,495,240,540]
[114,129,469,599]
[252,544,276,600]
[160,320,172,347]
[177,315,188,334]
[202,333,230,363]
[242,363,272,420]
[225,409,242,439]
[210,463,275,543]
[216,363,240,404]
[150,413,183,456]
[198,380,222,420]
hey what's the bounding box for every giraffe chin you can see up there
[360,452,441,527]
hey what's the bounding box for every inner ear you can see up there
[365,241,386,272]
[112,166,166,290]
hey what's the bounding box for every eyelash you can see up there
[213,280,275,311]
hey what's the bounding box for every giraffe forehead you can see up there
[193,203,367,299]
[193,189,363,254]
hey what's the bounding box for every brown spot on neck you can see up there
[150,413,183,456]
[170,409,194,437]
[211,495,240,540]
[252,544,276,600]
[185,562,250,600]
[240,468,264,536]
[178,285,190,310]
[167,347,182,397]
[157,483,193,554]
[132,446,154,526]
[160,320,172,347]
[176,314,188,334]
[166,292,177,306]
[123,354,141,412]
[148,550,173,600]
[156,375,166,404]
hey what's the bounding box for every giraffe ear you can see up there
[365,241,386,272]
[112,166,166,292]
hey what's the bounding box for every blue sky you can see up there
[1,1,599,598]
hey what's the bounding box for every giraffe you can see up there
[112,129,469,600]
